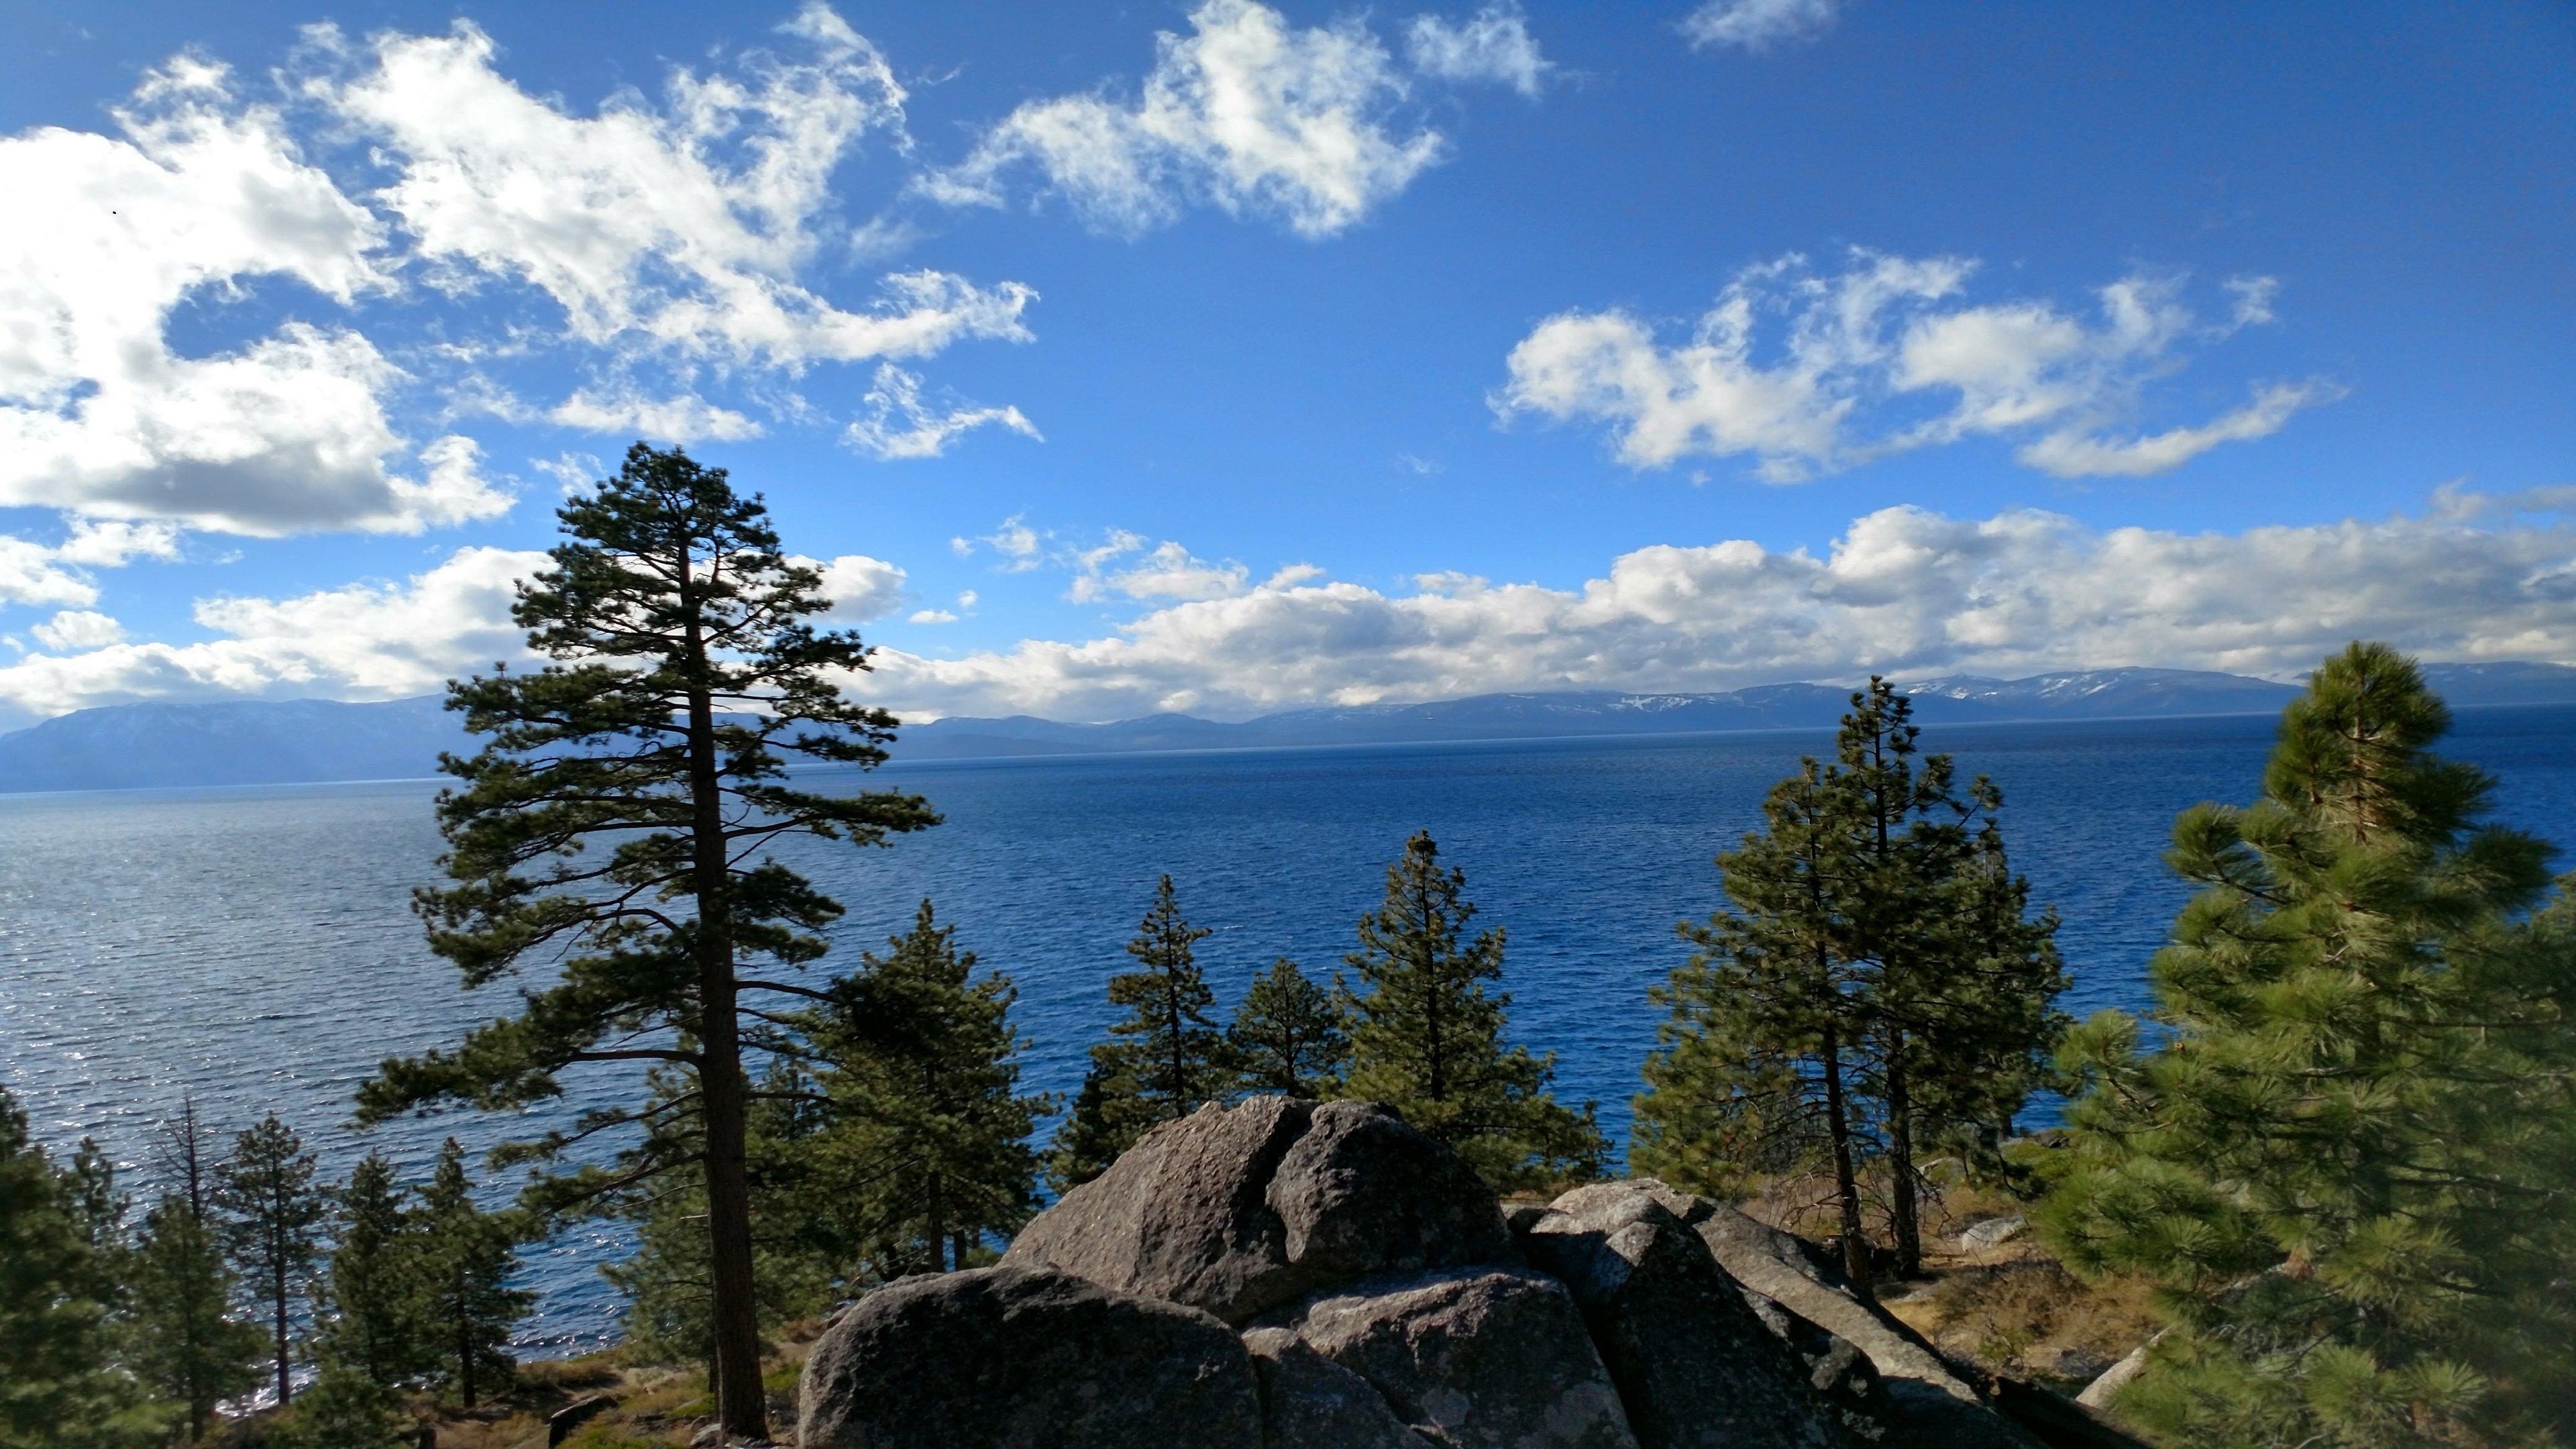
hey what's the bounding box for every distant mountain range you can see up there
[2,663,2570,795]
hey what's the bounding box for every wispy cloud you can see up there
[1407,3,1553,97]
[1681,0,1840,52]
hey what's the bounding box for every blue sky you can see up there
[0,0,2569,727]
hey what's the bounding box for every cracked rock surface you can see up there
[802,1097,2094,1449]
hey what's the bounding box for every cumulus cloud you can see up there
[1406,3,1552,96]
[0,521,181,608]
[1499,249,2334,481]
[921,0,1444,238]
[861,496,2576,720]
[908,608,958,625]
[808,553,907,621]
[0,545,544,720]
[1073,539,1252,603]
[0,59,511,535]
[29,611,127,651]
[311,11,1032,369]
[843,364,1040,460]
[1681,0,1840,51]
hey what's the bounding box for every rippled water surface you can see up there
[5,706,2571,1352]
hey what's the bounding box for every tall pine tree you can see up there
[1048,876,1226,1183]
[0,1085,152,1448]
[413,1141,529,1411]
[128,1193,262,1442]
[1344,832,1605,1191]
[1634,761,1880,1285]
[360,443,934,1439]
[1228,959,1349,1097]
[2039,644,2576,1446]
[311,1154,430,1395]
[1636,686,2064,1288]
[811,900,1046,1276]
[211,1116,327,1410]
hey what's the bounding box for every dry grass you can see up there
[1701,1163,2164,1395]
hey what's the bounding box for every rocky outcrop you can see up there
[998,1095,1313,1324]
[1000,1097,1511,1326]
[1520,1187,1842,1448]
[797,1265,1263,1449]
[1281,1267,1637,1449]
[802,1099,2077,1449]
[1269,1099,1518,1285]
[1242,1328,1432,1449]
[1691,1197,1989,1405]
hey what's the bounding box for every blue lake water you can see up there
[4,706,2572,1353]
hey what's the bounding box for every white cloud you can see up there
[549,388,763,443]
[1499,250,2334,481]
[17,498,2576,727]
[0,521,181,609]
[861,497,2576,720]
[922,0,1444,239]
[0,60,510,535]
[0,545,543,721]
[1406,3,1552,96]
[29,611,125,651]
[2015,380,2345,478]
[954,514,1044,570]
[312,11,1033,370]
[843,364,1040,460]
[908,608,959,625]
[957,590,979,609]
[1682,0,1840,51]
[809,553,907,621]
[1079,539,1252,602]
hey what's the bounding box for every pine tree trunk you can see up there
[686,617,768,1442]
[1887,1049,1921,1277]
[926,1171,949,1274]
[951,1230,972,1272]
[457,1276,476,1409]
[1820,1022,1873,1299]
[273,1255,291,1407]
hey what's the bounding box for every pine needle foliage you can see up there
[358,443,934,1439]
[1047,876,1228,1185]
[128,1195,262,1442]
[1228,958,1350,1097]
[0,1086,158,1449]
[212,1116,327,1411]
[1344,831,1607,1192]
[311,1154,431,1396]
[2038,643,2576,1448]
[809,900,1046,1278]
[1635,682,2065,1287]
[413,1141,529,1410]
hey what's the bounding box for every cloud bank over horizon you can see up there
[6,491,2571,729]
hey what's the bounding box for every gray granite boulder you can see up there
[1689,1198,2045,1449]
[797,1265,1262,1449]
[1270,1100,1518,1284]
[1001,1097,1515,1325]
[1001,1095,1312,1324]
[1242,1326,1433,1449]
[1277,1267,1638,1449]
[1525,1183,1847,1449]
[1693,1198,1983,1403]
